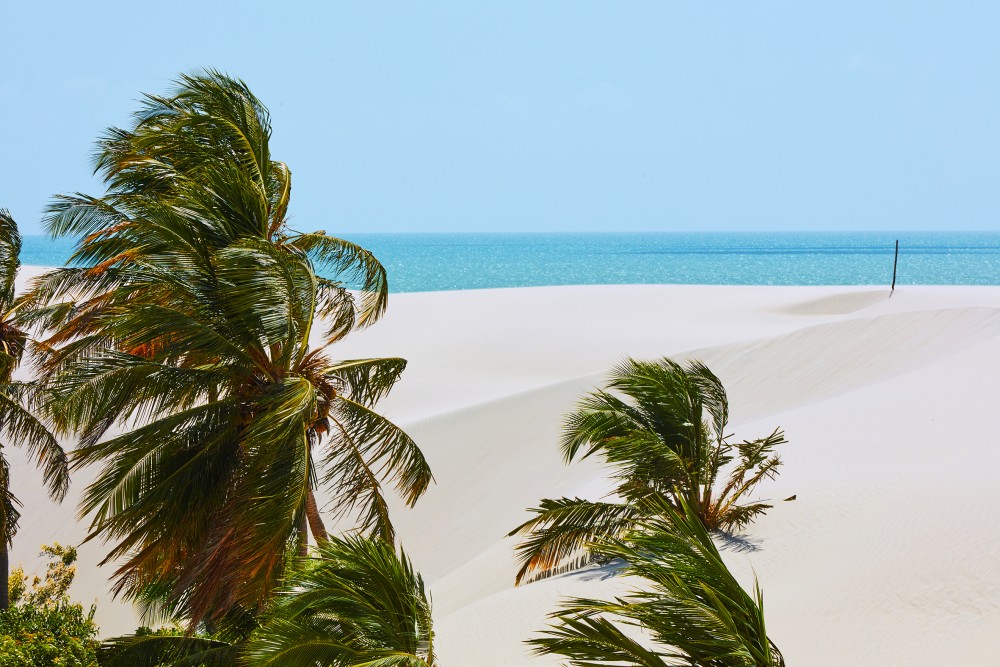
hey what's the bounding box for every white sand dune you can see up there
[9,277,1000,665]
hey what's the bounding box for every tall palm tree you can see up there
[530,497,784,667]
[510,357,787,584]
[0,209,69,610]
[22,72,431,624]
[98,536,437,667]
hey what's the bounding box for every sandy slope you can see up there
[9,275,1000,665]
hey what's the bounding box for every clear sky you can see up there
[2,2,998,234]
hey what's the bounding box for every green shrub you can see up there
[0,544,99,667]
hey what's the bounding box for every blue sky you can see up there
[2,2,998,234]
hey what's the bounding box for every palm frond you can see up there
[215,238,316,362]
[508,497,637,585]
[325,357,407,407]
[326,396,432,508]
[712,429,786,529]
[531,497,784,667]
[530,612,670,667]
[98,634,237,667]
[243,535,436,667]
[43,193,132,240]
[0,453,22,547]
[0,209,22,311]
[322,396,431,541]
[288,233,389,330]
[0,387,68,500]
[560,390,645,462]
[684,359,730,439]
[315,277,357,343]
[714,503,774,533]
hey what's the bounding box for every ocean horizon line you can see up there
[15,231,1000,291]
[19,229,999,237]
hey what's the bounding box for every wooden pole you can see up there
[890,239,899,297]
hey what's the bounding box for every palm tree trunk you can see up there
[0,544,8,610]
[305,488,328,543]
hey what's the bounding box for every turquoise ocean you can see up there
[20,231,1000,293]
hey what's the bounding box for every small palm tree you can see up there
[511,357,787,584]
[0,210,69,610]
[530,497,784,667]
[243,535,437,667]
[98,536,437,667]
[22,72,431,624]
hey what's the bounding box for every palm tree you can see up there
[22,72,431,624]
[0,210,69,610]
[530,497,784,667]
[243,535,437,667]
[98,536,437,667]
[510,357,787,584]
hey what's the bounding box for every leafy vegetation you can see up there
[98,536,436,667]
[0,210,69,610]
[22,71,431,625]
[530,498,784,667]
[245,535,437,667]
[0,544,99,667]
[511,357,788,583]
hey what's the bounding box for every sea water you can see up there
[21,231,1000,292]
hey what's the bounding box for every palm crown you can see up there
[23,72,431,624]
[511,357,787,584]
[243,535,437,667]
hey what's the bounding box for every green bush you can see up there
[0,544,99,667]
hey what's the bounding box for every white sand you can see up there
[9,271,1000,665]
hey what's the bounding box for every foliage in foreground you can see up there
[23,71,430,625]
[531,498,784,667]
[99,535,437,667]
[511,357,789,583]
[0,544,99,667]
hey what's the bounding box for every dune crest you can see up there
[779,289,888,315]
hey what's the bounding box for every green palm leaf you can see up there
[243,535,437,667]
[0,386,69,501]
[508,497,638,585]
[0,454,22,547]
[514,357,789,583]
[0,209,22,311]
[287,233,389,332]
[531,497,784,667]
[98,635,237,667]
[323,396,433,540]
